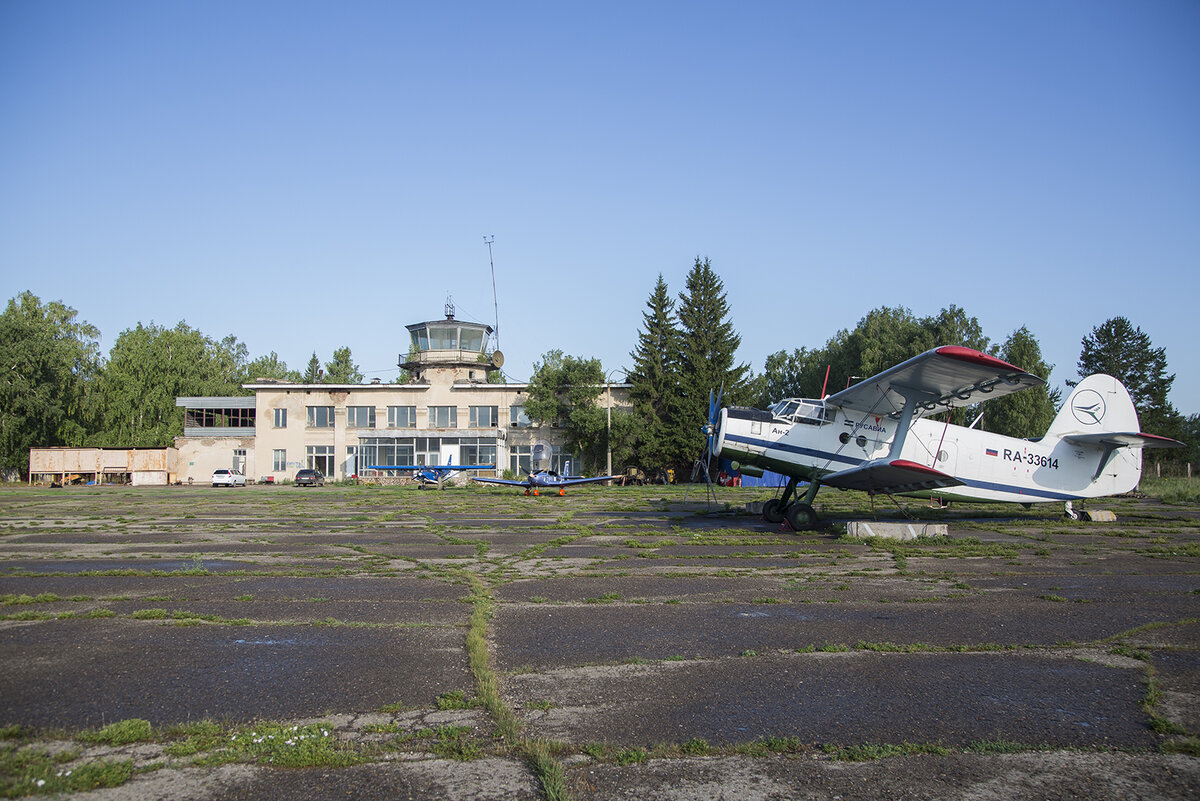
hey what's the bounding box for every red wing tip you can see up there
[889,459,952,478]
[935,346,1022,372]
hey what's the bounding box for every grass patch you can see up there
[79,718,152,746]
[0,743,132,796]
[822,741,949,761]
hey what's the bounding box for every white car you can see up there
[211,468,247,487]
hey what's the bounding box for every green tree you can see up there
[979,326,1060,438]
[524,350,611,474]
[323,346,363,384]
[754,347,827,408]
[303,352,322,383]
[1074,317,1180,436]
[0,292,101,476]
[627,274,688,473]
[242,351,301,383]
[677,258,750,468]
[94,322,246,447]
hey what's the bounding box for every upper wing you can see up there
[471,477,529,487]
[825,346,1044,416]
[821,459,963,495]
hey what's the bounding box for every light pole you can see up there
[605,368,628,479]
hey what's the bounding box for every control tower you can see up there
[399,304,504,384]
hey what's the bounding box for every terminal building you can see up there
[172,310,630,484]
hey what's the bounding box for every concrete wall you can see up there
[173,436,256,484]
[28,447,178,485]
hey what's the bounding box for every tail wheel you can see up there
[762,498,786,524]
[785,502,817,531]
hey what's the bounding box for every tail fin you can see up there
[1044,374,1140,441]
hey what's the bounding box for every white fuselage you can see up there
[716,405,1143,504]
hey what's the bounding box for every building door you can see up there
[232,449,247,473]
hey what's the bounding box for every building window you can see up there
[307,406,335,428]
[358,437,415,470]
[469,406,498,428]
[428,406,457,428]
[273,408,287,428]
[347,406,376,428]
[509,445,531,476]
[509,406,532,428]
[273,449,287,471]
[460,439,497,466]
[388,406,417,428]
[306,445,334,476]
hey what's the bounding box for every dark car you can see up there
[295,469,325,487]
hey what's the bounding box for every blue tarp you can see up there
[718,459,788,487]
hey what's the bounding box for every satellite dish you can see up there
[491,350,505,368]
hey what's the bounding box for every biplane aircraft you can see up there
[708,346,1181,530]
[471,470,618,496]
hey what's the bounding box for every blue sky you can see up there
[2,1,1198,417]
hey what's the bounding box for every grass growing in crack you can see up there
[821,741,950,761]
[79,719,153,746]
[194,723,364,768]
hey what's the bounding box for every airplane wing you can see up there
[555,475,618,486]
[821,459,963,495]
[1061,432,1184,449]
[370,465,495,472]
[825,347,1044,416]
[471,477,530,487]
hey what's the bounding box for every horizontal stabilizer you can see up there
[823,459,963,495]
[1061,432,1183,450]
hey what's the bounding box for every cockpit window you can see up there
[768,398,831,425]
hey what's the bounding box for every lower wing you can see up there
[821,459,962,495]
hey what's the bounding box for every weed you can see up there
[80,718,153,746]
[614,747,648,765]
[436,690,477,710]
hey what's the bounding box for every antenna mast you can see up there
[484,235,499,351]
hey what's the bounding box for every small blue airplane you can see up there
[367,456,495,489]
[472,469,618,496]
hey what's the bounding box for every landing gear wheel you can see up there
[763,498,786,524]
[785,502,817,531]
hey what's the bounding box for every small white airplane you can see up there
[472,469,618,496]
[709,346,1181,529]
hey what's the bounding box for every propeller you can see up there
[704,384,724,461]
[691,384,724,492]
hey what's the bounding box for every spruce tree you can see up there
[303,352,322,383]
[628,275,687,473]
[677,258,749,468]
